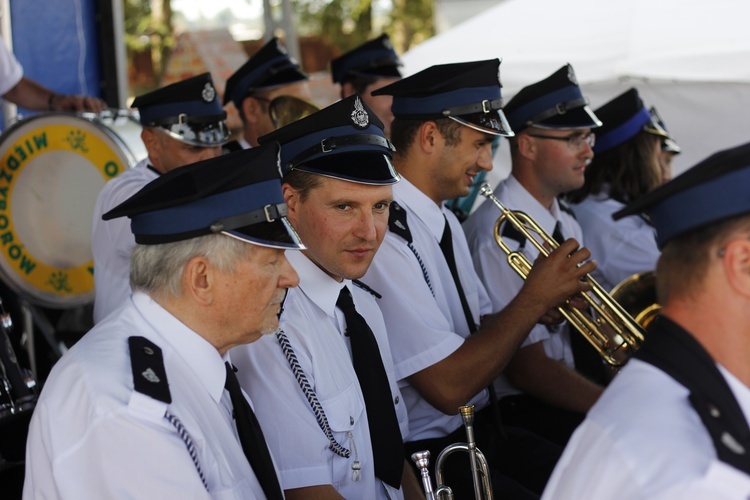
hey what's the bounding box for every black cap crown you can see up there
[131,73,229,147]
[503,64,602,133]
[103,144,304,249]
[330,34,402,84]
[613,142,750,248]
[373,59,513,137]
[224,37,309,108]
[259,94,398,185]
[593,88,668,154]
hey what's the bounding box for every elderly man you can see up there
[364,59,596,498]
[543,142,750,499]
[24,145,304,498]
[224,37,313,149]
[92,73,229,323]
[232,95,420,499]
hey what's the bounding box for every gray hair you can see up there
[130,233,250,298]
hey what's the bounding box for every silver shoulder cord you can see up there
[275,329,362,480]
[164,410,210,491]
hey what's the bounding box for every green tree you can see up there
[291,0,434,54]
[124,0,175,84]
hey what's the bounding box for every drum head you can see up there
[0,113,136,308]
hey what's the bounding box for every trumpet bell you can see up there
[610,271,661,329]
[268,95,320,129]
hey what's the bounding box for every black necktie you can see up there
[439,216,477,334]
[440,215,508,438]
[550,223,606,383]
[337,286,404,488]
[224,362,284,500]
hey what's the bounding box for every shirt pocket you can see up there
[319,381,366,488]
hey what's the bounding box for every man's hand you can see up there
[521,238,596,314]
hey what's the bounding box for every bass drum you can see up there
[0,112,142,309]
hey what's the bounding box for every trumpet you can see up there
[478,183,645,367]
[411,405,493,500]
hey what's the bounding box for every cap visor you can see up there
[225,217,305,250]
[450,109,514,137]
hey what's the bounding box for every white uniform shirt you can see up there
[239,137,252,150]
[542,359,750,499]
[24,292,272,499]
[91,158,158,323]
[364,178,491,442]
[571,188,660,290]
[232,251,408,499]
[0,38,23,96]
[463,175,577,399]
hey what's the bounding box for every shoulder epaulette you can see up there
[388,201,412,243]
[129,336,171,404]
[352,279,382,299]
[558,198,577,219]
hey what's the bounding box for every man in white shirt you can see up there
[463,64,606,446]
[543,142,750,499]
[232,95,420,499]
[24,144,305,498]
[364,59,596,498]
[91,73,229,323]
[223,37,312,150]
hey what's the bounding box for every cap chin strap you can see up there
[524,97,591,125]
[287,134,395,170]
[440,98,503,117]
[209,203,288,233]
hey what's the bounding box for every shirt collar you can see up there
[506,174,562,232]
[132,292,229,404]
[285,250,351,319]
[393,177,450,241]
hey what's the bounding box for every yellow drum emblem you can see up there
[0,113,138,308]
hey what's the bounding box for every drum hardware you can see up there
[478,183,645,367]
[0,296,36,418]
[411,405,493,500]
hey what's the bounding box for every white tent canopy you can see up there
[402,0,750,179]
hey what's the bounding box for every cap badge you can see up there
[567,65,578,85]
[202,82,216,103]
[351,96,369,128]
[141,367,160,384]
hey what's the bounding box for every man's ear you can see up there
[183,255,213,306]
[418,121,440,153]
[282,183,301,219]
[516,132,537,161]
[723,238,750,299]
[242,97,262,124]
[341,82,356,99]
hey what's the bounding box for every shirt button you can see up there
[350,416,354,425]
[394,396,400,405]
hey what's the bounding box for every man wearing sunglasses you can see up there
[224,37,314,149]
[91,73,229,324]
[464,64,606,447]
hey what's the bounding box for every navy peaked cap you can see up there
[504,64,602,133]
[103,144,304,249]
[259,94,399,185]
[593,88,668,154]
[330,34,402,84]
[613,142,750,249]
[373,59,513,137]
[131,73,229,146]
[224,37,308,108]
